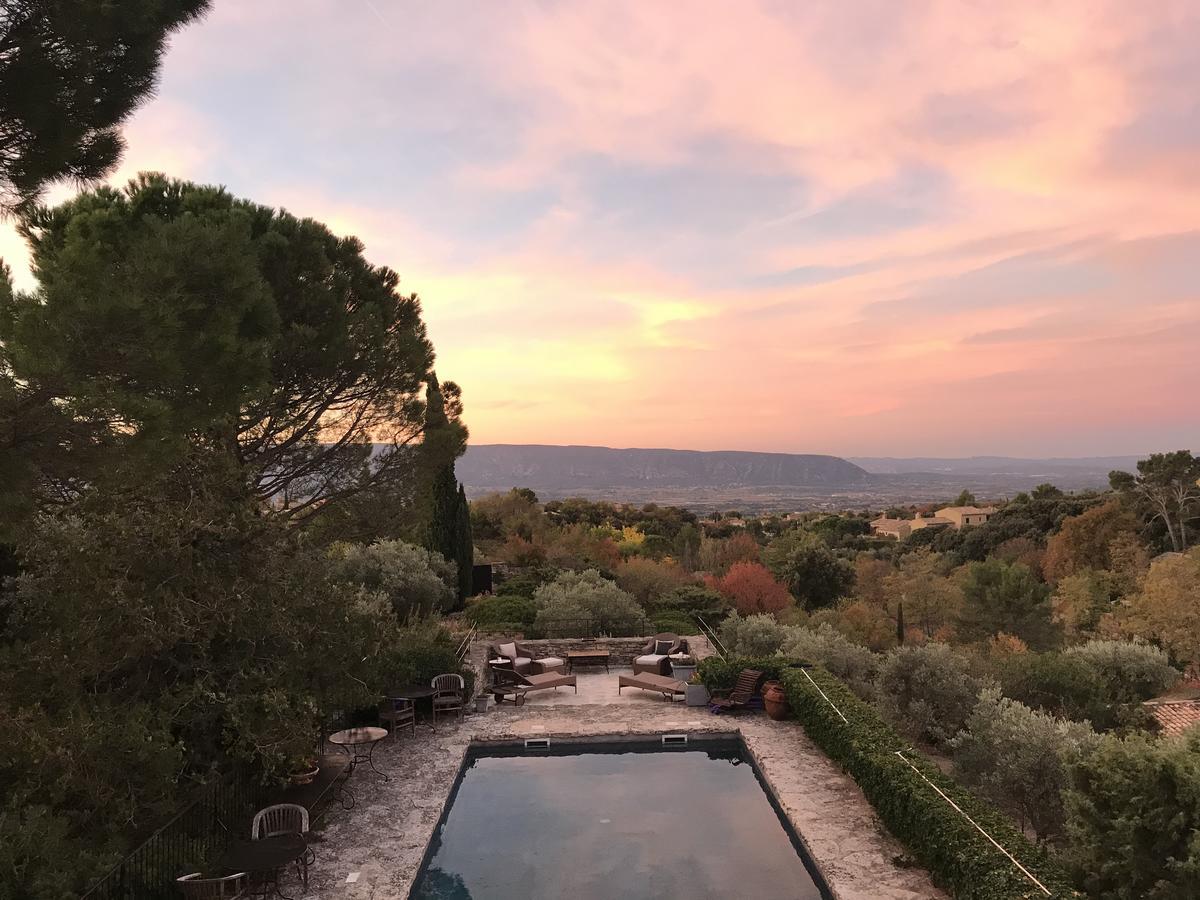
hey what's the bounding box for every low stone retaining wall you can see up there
[470,633,714,680]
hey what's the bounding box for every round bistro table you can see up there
[327,726,390,781]
[220,833,308,899]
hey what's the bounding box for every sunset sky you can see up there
[4,1,1199,457]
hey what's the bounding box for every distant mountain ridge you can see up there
[848,455,1142,478]
[458,444,870,491]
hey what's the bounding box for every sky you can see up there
[3,0,1199,458]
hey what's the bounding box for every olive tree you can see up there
[951,688,1099,843]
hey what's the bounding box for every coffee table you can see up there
[566,649,610,673]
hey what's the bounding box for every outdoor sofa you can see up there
[488,640,567,675]
[631,633,692,676]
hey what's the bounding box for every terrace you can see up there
[296,647,945,900]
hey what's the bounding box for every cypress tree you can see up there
[896,600,905,645]
[454,484,474,602]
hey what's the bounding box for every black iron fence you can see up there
[81,771,269,900]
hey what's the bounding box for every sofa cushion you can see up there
[498,641,517,660]
[512,656,533,670]
[538,656,565,667]
[635,654,666,667]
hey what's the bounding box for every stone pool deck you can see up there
[301,672,945,900]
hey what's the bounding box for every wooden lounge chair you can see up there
[618,672,686,701]
[708,668,764,713]
[490,666,577,706]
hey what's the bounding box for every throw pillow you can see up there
[655,640,674,655]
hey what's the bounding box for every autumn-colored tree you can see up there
[1043,501,1141,583]
[1105,531,1150,597]
[1116,547,1200,668]
[1051,569,1115,639]
[992,536,1045,579]
[708,561,793,616]
[614,557,693,607]
[852,554,893,607]
[883,549,963,639]
[545,524,621,572]
[829,598,895,651]
[697,532,761,575]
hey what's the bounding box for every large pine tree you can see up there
[0,1,210,212]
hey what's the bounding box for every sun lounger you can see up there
[709,668,764,713]
[618,672,686,701]
[490,666,577,706]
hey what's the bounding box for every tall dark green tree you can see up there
[422,372,470,602]
[0,1,210,212]
[1110,451,1200,552]
[454,484,474,601]
[2,175,443,524]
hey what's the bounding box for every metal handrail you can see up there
[694,614,728,658]
[455,622,478,661]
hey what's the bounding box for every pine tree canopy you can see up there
[0,1,211,213]
[1,174,442,522]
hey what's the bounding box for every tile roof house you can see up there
[1145,700,1200,737]
[935,505,999,528]
[870,515,952,539]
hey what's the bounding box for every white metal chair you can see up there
[176,872,248,898]
[251,803,313,888]
[430,673,465,726]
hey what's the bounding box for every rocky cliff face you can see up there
[457,444,870,490]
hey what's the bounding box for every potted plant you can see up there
[287,752,320,785]
[474,693,489,713]
[670,654,698,684]
[685,673,710,707]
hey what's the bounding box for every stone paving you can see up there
[298,672,945,900]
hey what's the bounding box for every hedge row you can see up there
[781,666,1079,899]
[697,655,799,691]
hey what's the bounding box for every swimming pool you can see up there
[410,737,830,900]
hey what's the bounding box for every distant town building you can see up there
[935,505,998,528]
[869,515,952,539]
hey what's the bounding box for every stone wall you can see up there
[469,633,714,686]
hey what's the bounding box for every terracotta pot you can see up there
[288,764,320,785]
[762,680,789,721]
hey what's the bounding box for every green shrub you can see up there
[778,623,879,699]
[651,612,697,636]
[533,568,646,636]
[719,612,790,656]
[1061,639,1179,705]
[468,594,538,629]
[697,655,798,691]
[877,643,994,747]
[782,666,1079,899]
[950,688,1099,843]
[1064,730,1200,899]
[997,649,1161,733]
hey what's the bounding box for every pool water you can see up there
[410,740,829,900]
